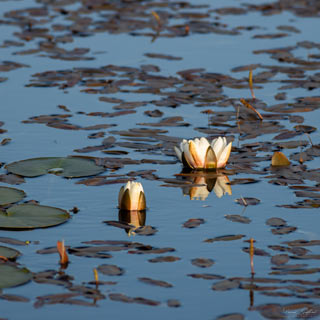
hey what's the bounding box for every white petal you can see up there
[183,140,196,168]
[198,137,210,162]
[174,146,182,161]
[211,137,224,160]
[129,182,143,210]
[217,141,232,168]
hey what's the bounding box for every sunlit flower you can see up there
[183,175,232,200]
[118,181,146,211]
[174,137,232,170]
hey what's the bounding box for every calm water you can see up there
[0,0,320,319]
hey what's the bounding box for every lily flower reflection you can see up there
[118,181,146,211]
[174,137,232,170]
[182,174,232,201]
[118,210,146,236]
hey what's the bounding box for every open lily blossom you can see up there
[118,181,146,211]
[174,137,232,170]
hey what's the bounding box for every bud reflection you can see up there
[118,209,146,236]
[181,173,232,201]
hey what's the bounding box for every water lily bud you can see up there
[175,137,232,170]
[118,181,146,211]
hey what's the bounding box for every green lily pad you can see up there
[0,204,70,230]
[0,264,32,289]
[5,156,104,178]
[0,186,26,206]
[0,245,20,260]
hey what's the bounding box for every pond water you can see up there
[0,0,320,319]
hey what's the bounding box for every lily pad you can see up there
[0,204,70,230]
[0,186,26,206]
[0,245,21,260]
[0,264,32,289]
[5,156,104,178]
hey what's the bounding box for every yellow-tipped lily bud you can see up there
[174,137,232,170]
[118,181,146,211]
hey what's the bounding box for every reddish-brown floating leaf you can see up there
[167,299,181,308]
[0,138,11,146]
[0,174,25,185]
[243,247,270,256]
[108,293,133,303]
[254,304,286,319]
[229,178,259,185]
[272,226,297,235]
[108,293,160,306]
[191,258,214,268]
[138,277,173,288]
[183,218,205,228]
[266,217,287,227]
[216,313,245,320]
[0,294,29,303]
[212,279,240,291]
[148,256,181,263]
[144,53,182,61]
[0,237,29,246]
[97,264,124,276]
[225,215,251,224]
[204,234,245,243]
[187,273,225,280]
[235,197,260,206]
[133,297,161,306]
[135,226,158,236]
[271,254,289,266]
[144,109,163,117]
[284,239,320,247]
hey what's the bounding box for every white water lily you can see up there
[174,137,232,170]
[118,181,146,211]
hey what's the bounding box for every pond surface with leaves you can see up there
[1,0,320,319]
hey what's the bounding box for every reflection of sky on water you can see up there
[0,0,320,319]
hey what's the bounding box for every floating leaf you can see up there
[271,254,289,266]
[204,234,245,243]
[138,277,173,288]
[183,218,205,228]
[191,258,214,268]
[97,264,124,276]
[148,256,181,263]
[271,152,291,166]
[5,156,104,178]
[0,186,26,206]
[0,245,21,260]
[235,197,260,206]
[216,313,245,320]
[225,215,251,224]
[212,279,240,291]
[266,217,287,227]
[0,264,32,289]
[0,204,70,230]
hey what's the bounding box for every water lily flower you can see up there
[118,181,146,211]
[174,137,232,170]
